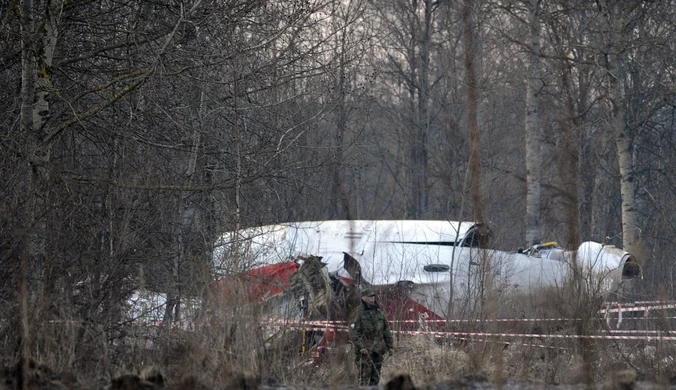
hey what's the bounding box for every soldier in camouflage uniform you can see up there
[348,288,394,386]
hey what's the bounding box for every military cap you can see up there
[360,288,376,297]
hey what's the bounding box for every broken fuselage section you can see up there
[213,220,641,323]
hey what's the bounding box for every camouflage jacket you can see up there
[348,301,394,355]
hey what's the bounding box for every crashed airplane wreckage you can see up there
[212,220,642,354]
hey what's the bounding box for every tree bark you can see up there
[462,0,484,228]
[406,0,419,218]
[606,2,638,251]
[330,5,352,219]
[524,0,542,246]
[18,0,63,382]
[18,0,36,374]
[413,0,432,217]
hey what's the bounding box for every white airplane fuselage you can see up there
[213,220,640,318]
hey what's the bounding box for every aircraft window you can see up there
[462,224,490,247]
[424,264,450,272]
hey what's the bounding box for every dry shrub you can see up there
[108,366,214,390]
[0,358,81,390]
[380,329,645,387]
[110,374,157,390]
[4,258,675,389]
[169,375,210,390]
[602,369,638,390]
[222,372,260,389]
[381,336,476,386]
[384,371,417,390]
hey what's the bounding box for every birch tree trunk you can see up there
[412,0,432,217]
[18,0,62,382]
[605,3,639,251]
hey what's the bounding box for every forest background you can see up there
[1,0,675,386]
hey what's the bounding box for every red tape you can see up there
[262,322,676,341]
[599,304,676,313]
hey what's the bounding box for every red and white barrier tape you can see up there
[269,315,676,326]
[454,336,571,350]
[605,301,676,307]
[599,304,676,314]
[262,323,676,341]
[616,316,676,320]
[388,329,676,341]
[267,312,676,329]
[267,318,348,328]
[389,318,578,323]
[263,324,340,333]
[118,300,676,332]
[270,317,580,325]
[607,329,673,334]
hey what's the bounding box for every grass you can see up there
[2,274,676,389]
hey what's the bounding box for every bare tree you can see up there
[462,0,484,228]
[523,0,543,246]
[601,1,638,252]
[370,0,441,218]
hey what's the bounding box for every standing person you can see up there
[348,288,394,386]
